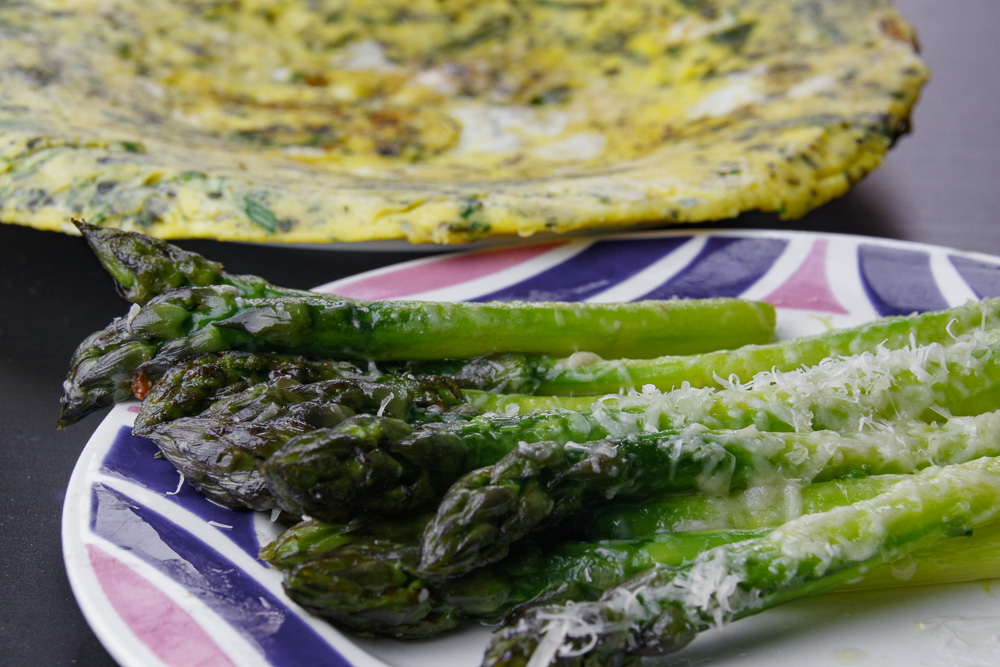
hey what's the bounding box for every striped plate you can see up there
[64,230,1000,667]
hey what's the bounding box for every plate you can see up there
[64,229,1000,667]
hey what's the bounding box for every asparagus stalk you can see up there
[234,327,1000,524]
[143,374,463,511]
[77,224,775,363]
[141,364,631,520]
[470,326,1000,431]
[263,470,1000,639]
[267,517,766,639]
[407,298,1000,395]
[133,324,1000,526]
[78,219,1000,405]
[418,411,1000,578]
[260,406,626,523]
[75,220,306,304]
[58,283,774,426]
[583,473,910,539]
[132,351,392,433]
[272,524,465,639]
[260,417,475,522]
[134,351,471,433]
[483,455,1000,666]
[278,521,1000,639]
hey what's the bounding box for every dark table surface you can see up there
[2,1,999,665]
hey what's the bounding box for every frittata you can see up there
[0,0,927,244]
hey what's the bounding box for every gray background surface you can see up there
[1,1,998,665]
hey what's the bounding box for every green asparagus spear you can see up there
[260,406,629,523]
[483,455,1000,666]
[470,326,1000,431]
[260,514,432,570]
[249,328,1000,525]
[267,515,766,638]
[75,223,775,361]
[141,324,1000,528]
[146,372,635,521]
[74,220,308,304]
[583,473,910,539]
[78,219,1000,407]
[260,417,471,522]
[407,298,1000,395]
[258,513,476,639]
[144,375,462,510]
[59,283,775,426]
[132,351,387,433]
[263,471,1000,639]
[265,474,921,576]
[274,524,465,639]
[418,411,1000,578]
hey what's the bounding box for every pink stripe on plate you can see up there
[324,241,566,300]
[87,544,236,667]
[763,239,849,314]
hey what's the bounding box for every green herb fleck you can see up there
[245,197,279,233]
[665,44,685,59]
[677,0,718,19]
[534,0,605,9]
[710,21,756,50]
[460,197,484,220]
[440,16,512,53]
[530,85,572,106]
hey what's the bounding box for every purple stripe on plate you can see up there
[100,426,261,561]
[858,245,949,316]
[90,484,350,667]
[639,237,788,299]
[948,255,1000,299]
[473,237,692,302]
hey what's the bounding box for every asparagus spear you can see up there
[260,406,626,523]
[132,350,471,434]
[74,220,306,304]
[78,220,1000,405]
[263,470,1000,639]
[76,224,776,363]
[470,325,1000,430]
[144,375,462,511]
[266,516,766,638]
[407,298,1000,395]
[483,455,1000,666]
[134,324,1000,527]
[418,411,1000,578]
[132,351,387,433]
[583,472,909,539]
[264,473,909,574]
[58,283,775,426]
[235,327,1000,524]
[260,417,474,522]
[143,367,627,520]
[271,520,465,639]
